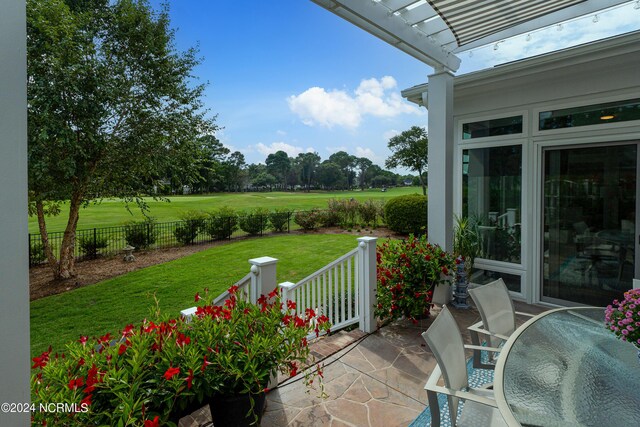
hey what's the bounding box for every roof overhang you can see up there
[401,30,640,107]
[311,0,633,72]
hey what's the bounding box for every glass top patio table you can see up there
[494,307,640,427]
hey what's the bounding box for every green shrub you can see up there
[204,206,239,240]
[376,234,455,321]
[321,200,341,227]
[357,199,382,226]
[78,235,109,257]
[269,209,290,232]
[239,208,270,236]
[123,218,157,249]
[384,194,427,234]
[30,242,47,264]
[294,209,322,231]
[173,211,207,245]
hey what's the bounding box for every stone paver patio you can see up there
[180,301,547,427]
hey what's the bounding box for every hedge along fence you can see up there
[28,203,388,267]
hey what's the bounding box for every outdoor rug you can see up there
[408,351,494,427]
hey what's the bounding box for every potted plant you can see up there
[452,215,480,308]
[605,289,640,360]
[30,288,330,427]
[375,234,455,323]
[188,286,330,426]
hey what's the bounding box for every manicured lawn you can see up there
[28,186,424,233]
[30,233,369,356]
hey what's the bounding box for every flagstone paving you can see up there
[179,301,546,427]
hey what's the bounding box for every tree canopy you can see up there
[28,0,217,278]
[385,126,429,195]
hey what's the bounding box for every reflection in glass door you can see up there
[542,144,636,306]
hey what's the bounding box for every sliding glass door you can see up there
[542,143,637,306]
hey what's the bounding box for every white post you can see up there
[278,281,297,309]
[249,256,278,302]
[0,1,29,425]
[426,70,454,251]
[357,237,377,333]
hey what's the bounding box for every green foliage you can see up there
[30,242,47,264]
[294,209,322,230]
[385,126,429,195]
[384,194,428,234]
[269,208,290,232]
[31,290,329,426]
[238,208,270,235]
[357,199,383,226]
[173,211,207,245]
[78,235,109,258]
[204,206,238,240]
[453,215,480,274]
[375,235,455,321]
[27,0,216,278]
[123,218,157,249]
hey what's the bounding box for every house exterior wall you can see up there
[0,0,30,424]
[450,33,640,304]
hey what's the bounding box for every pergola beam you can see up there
[311,0,461,71]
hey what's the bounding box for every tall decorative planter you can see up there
[209,392,266,427]
[432,282,453,305]
[452,257,470,309]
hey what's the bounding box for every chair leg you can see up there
[470,329,483,369]
[427,390,441,427]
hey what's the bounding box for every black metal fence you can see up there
[28,209,386,267]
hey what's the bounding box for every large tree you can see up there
[355,157,373,191]
[385,126,429,195]
[297,152,321,192]
[329,151,356,189]
[265,150,292,190]
[28,0,216,279]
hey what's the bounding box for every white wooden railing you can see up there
[181,238,377,334]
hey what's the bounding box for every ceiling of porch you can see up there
[311,0,635,72]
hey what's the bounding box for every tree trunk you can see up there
[56,191,83,279]
[418,168,427,195]
[36,200,59,272]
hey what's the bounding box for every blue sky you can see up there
[155,0,640,169]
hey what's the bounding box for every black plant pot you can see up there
[168,398,205,425]
[209,392,266,427]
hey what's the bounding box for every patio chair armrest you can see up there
[424,383,499,408]
[468,324,510,341]
[464,344,502,353]
[515,311,536,318]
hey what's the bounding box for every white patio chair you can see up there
[468,279,535,369]
[422,306,507,427]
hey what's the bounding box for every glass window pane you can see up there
[542,144,636,306]
[470,268,521,293]
[463,145,522,263]
[462,115,522,140]
[539,98,640,130]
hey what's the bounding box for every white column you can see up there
[357,237,377,333]
[0,0,29,425]
[249,256,278,302]
[426,70,455,251]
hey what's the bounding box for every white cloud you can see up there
[287,76,422,129]
[354,146,383,163]
[251,142,314,158]
[276,130,287,136]
[383,129,400,140]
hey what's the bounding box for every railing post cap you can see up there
[279,281,296,289]
[249,256,278,266]
[357,236,377,243]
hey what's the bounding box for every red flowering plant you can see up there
[30,305,196,427]
[30,287,330,426]
[187,286,330,398]
[375,234,455,322]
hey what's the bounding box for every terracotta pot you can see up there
[209,392,266,427]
